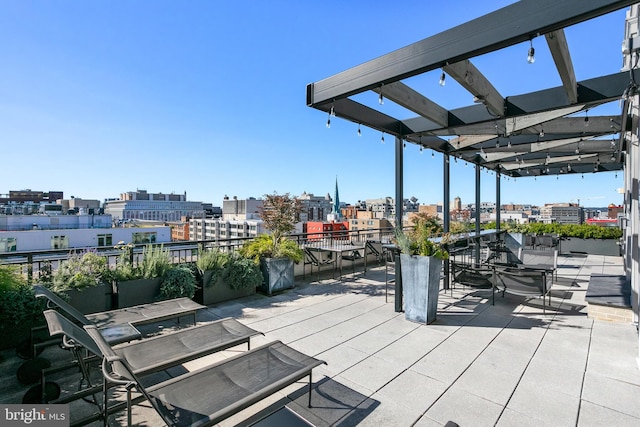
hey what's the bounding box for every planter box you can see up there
[560,238,620,256]
[64,283,113,314]
[197,271,256,305]
[400,253,442,324]
[259,258,295,296]
[116,278,162,308]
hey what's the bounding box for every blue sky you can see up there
[0,1,627,208]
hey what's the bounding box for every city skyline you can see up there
[0,186,616,210]
[0,1,626,207]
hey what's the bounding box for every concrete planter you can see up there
[64,282,113,314]
[560,238,620,256]
[197,271,256,305]
[259,257,295,296]
[400,253,442,324]
[115,278,162,308]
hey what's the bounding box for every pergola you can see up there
[306,0,640,356]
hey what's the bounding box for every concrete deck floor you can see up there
[1,253,639,426]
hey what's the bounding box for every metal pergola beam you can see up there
[546,30,578,104]
[372,82,449,128]
[307,0,636,107]
[444,60,504,117]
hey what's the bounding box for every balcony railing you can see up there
[0,227,397,283]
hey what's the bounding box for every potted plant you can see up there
[0,264,47,352]
[196,248,260,305]
[109,242,173,308]
[44,250,112,314]
[395,214,449,324]
[240,192,304,295]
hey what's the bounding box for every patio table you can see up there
[315,243,367,279]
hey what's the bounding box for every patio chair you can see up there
[303,247,336,282]
[83,324,326,427]
[38,310,262,406]
[34,284,204,332]
[493,266,553,314]
[365,240,384,266]
[451,261,495,290]
[341,249,363,278]
[517,248,558,282]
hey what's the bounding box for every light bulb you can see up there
[527,40,535,64]
[378,92,384,105]
[420,146,423,154]
[381,132,385,144]
[326,116,331,128]
[568,164,572,172]
[431,151,434,158]
[584,115,589,127]
[357,124,361,136]
[539,129,544,138]
[439,71,446,86]
[330,105,335,117]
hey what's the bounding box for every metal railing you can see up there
[0,227,396,283]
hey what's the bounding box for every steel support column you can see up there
[443,154,450,290]
[496,172,501,232]
[475,164,481,265]
[395,136,404,313]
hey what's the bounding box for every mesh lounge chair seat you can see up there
[84,325,326,427]
[34,284,204,330]
[493,266,553,314]
[44,310,261,376]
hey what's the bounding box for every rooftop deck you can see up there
[1,253,638,426]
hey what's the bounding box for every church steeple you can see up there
[332,176,340,218]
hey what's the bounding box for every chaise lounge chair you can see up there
[40,310,262,409]
[34,284,204,339]
[81,322,326,427]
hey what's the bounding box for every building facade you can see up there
[298,191,332,222]
[539,203,583,224]
[104,190,205,222]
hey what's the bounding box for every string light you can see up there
[357,123,361,136]
[584,109,589,127]
[420,146,423,154]
[539,128,544,138]
[381,132,385,144]
[438,70,446,86]
[568,164,572,172]
[326,113,331,128]
[378,84,384,105]
[527,39,535,64]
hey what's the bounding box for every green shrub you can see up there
[0,264,45,326]
[47,251,108,292]
[240,234,304,263]
[196,247,229,287]
[395,214,449,259]
[159,264,197,299]
[484,222,622,239]
[223,253,263,290]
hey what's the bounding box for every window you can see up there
[51,235,68,250]
[132,232,157,244]
[0,237,17,252]
[97,234,113,247]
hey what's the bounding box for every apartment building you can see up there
[104,190,206,222]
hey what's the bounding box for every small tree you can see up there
[241,192,304,262]
[259,192,301,244]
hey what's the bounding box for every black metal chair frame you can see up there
[303,247,336,282]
